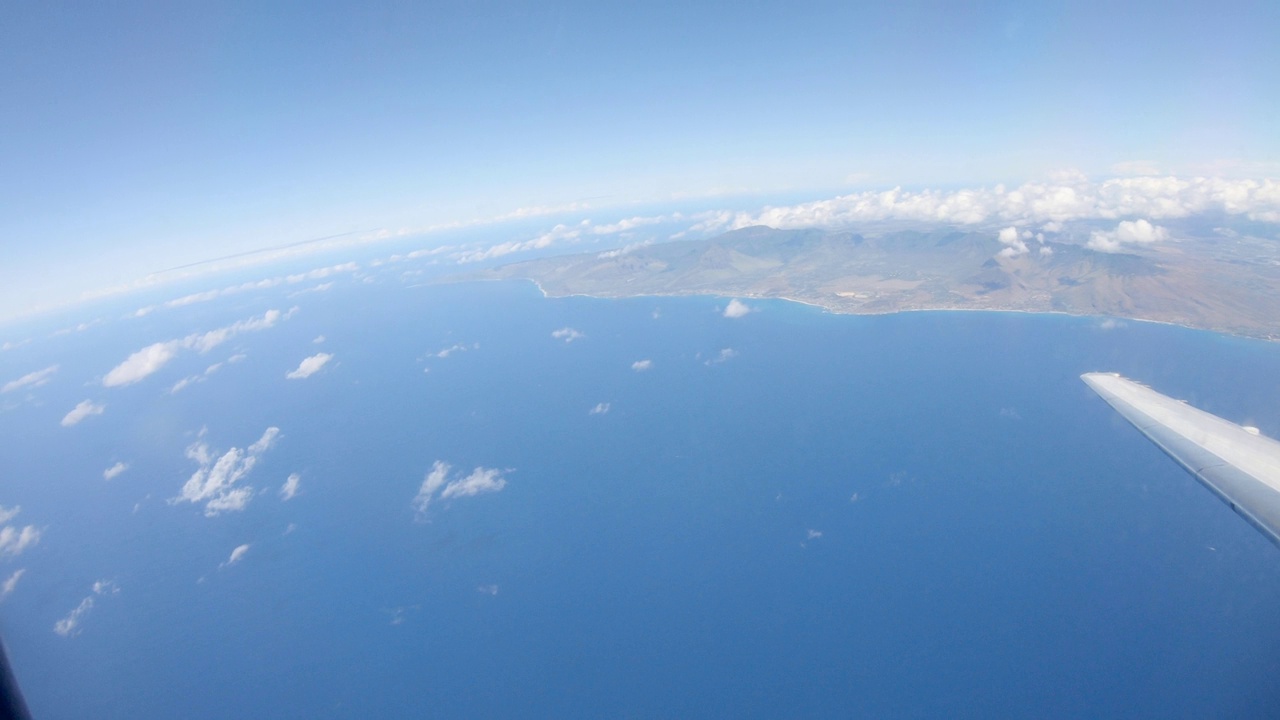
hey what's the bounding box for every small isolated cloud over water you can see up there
[103,309,284,387]
[220,544,251,568]
[705,348,738,365]
[589,402,610,415]
[0,517,41,558]
[631,359,653,372]
[0,569,25,601]
[61,400,105,427]
[412,461,509,518]
[2,365,57,394]
[280,473,301,501]
[723,299,752,318]
[286,353,333,379]
[53,580,118,638]
[103,462,129,480]
[552,327,585,343]
[174,427,280,516]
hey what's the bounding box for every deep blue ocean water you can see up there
[2,277,1280,718]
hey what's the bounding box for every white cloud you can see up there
[174,427,280,516]
[280,473,301,501]
[807,529,823,540]
[477,584,499,596]
[286,352,333,380]
[61,399,105,427]
[705,348,738,365]
[412,461,509,517]
[53,580,117,637]
[996,226,1029,257]
[313,335,326,344]
[103,462,129,480]
[104,309,285,387]
[631,359,653,372]
[1087,219,1169,253]
[1099,318,1128,330]
[723,299,753,318]
[0,569,24,600]
[412,461,452,517]
[433,342,479,359]
[170,360,226,394]
[709,175,1280,230]
[454,220,591,263]
[440,467,508,500]
[589,402,610,415]
[54,597,94,637]
[220,543,251,568]
[2,365,58,394]
[551,327,585,343]
[248,427,280,454]
[0,524,41,557]
[596,240,653,258]
[105,341,182,387]
[0,506,18,524]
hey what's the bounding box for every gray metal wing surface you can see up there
[1082,372,1280,547]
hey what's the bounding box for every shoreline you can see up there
[515,278,1277,343]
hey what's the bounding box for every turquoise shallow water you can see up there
[2,278,1280,718]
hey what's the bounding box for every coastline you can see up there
[514,278,1276,343]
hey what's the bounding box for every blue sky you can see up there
[2,0,1277,320]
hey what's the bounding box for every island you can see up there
[479,225,1280,340]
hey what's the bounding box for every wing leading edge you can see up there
[1082,372,1280,548]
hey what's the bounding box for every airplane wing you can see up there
[1082,372,1280,548]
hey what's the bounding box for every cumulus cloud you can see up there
[0,506,17,524]
[2,365,57,394]
[53,580,117,637]
[1087,219,1169,253]
[440,467,507,500]
[220,544,251,568]
[589,402,610,415]
[0,569,24,600]
[0,523,41,557]
[286,353,333,380]
[280,473,301,501]
[454,220,590,263]
[174,427,280,516]
[432,343,479,359]
[412,461,509,518]
[723,299,753,318]
[704,348,738,365]
[104,309,285,387]
[412,461,451,517]
[690,175,1280,232]
[631,359,653,372]
[103,462,129,481]
[61,400,105,427]
[996,226,1030,258]
[170,360,226,394]
[54,598,94,637]
[551,327,585,343]
[596,240,653,259]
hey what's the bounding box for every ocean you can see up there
[2,277,1279,718]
